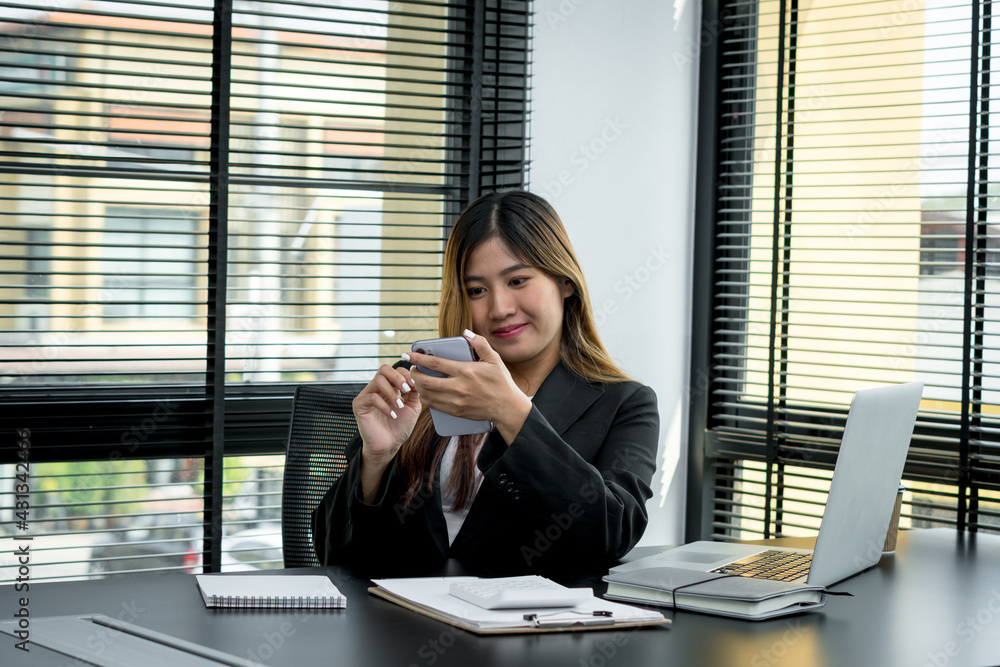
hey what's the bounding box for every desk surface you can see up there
[3,528,1000,667]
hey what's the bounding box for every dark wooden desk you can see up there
[3,528,1000,667]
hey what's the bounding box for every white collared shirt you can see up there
[439,434,487,546]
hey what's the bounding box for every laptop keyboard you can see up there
[710,549,812,582]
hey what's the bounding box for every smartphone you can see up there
[410,336,493,437]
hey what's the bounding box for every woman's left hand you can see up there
[407,331,533,444]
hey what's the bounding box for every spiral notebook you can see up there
[195,574,346,610]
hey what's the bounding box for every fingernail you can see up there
[390,410,397,419]
[402,382,411,393]
[401,352,411,362]
[463,329,475,339]
[396,398,405,409]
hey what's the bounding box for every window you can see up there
[691,0,1000,540]
[0,0,532,580]
[102,207,198,321]
[24,228,51,323]
[0,50,68,92]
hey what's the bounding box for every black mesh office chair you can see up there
[281,384,364,568]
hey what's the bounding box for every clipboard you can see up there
[368,577,670,635]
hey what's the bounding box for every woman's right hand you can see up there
[352,364,420,502]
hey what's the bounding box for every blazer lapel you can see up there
[528,362,604,436]
[448,363,603,556]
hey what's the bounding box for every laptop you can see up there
[623,381,923,588]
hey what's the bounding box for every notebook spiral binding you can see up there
[210,594,344,609]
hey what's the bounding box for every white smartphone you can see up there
[410,336,493,437]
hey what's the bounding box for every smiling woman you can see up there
[463,237,575,393]
[312,190,661,577]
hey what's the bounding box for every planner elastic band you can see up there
[668,573,852,609]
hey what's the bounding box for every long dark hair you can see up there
[397,190,631,510]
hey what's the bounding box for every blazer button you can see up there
[512,490,522,501]
[497,473,509,485]
[506,482,516,493]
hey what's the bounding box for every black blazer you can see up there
[311,362,659,577]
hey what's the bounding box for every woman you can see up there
[312,190,659,576]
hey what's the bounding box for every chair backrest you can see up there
[281,383,363,568]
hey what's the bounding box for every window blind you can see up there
[0,0,531,580]
[691,0,1000,540]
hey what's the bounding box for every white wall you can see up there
[529,0,701,547]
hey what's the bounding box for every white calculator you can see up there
[448,576,593,610]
